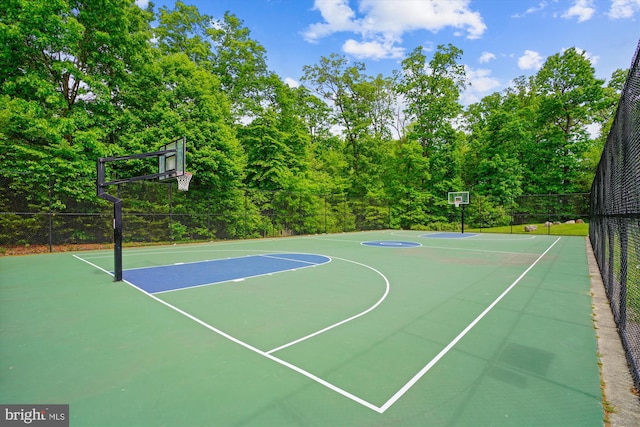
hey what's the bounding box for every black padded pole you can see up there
[461,204,465,234]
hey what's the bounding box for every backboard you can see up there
[158,137,186,180]
[448,191,470,206]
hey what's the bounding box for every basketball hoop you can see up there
[454,197,462,208]
[176,172,192,191]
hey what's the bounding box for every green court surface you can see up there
[0,231,604,426]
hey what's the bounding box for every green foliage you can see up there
[465,195,511,228]
[1,1,624,241]
[170,221,188,241]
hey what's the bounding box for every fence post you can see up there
[168,183,173,243]
[619,218,628,330]
[510,196,514,234]
[48,177,53,252]
[343,195,347,232]
[244,191,248,239]
[324,195,327,234]
[547,193,551,235]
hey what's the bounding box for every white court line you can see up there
[266,256,390,354]
[310,236,367,244]
[138,255,332,295]
[152,269,310,295]
[73,237,560,413]
[313,235,539,255]
[72,253,383,413]
[259,253,327,266]
[377,236,561,412]
[79,247,330,260]
[389,231,539,241]
[315,236,538,256]
[420,244,540,256]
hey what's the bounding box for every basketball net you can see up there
[454,200,461,208]
[176,172,192,191]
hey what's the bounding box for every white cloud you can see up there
[466,68,501,92]
[513,1,550,18]
[284,77,300,88]
[342,39,404,60]
[304,0,486,60]
[135,0,149,8]
[460,67,501,105]
[562,0,596,22]
[359,0,487,39]
[303,0,359,43]
[479,52,496,63]
[608,0,640,18]
[518,50,544,70]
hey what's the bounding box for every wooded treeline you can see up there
[0,0,626,235]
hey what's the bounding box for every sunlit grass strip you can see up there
[466,223,589,236]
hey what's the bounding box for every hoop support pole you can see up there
[95,144,185,282]
[97,159,124,281]
[461,204,465,234]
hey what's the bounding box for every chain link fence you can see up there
[0,174,397,249]
[589,41,640,390]
[0,171,592,252]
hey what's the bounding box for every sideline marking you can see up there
[421,232,477,239]
[377,236,562,412]
[389,231,538,241]
[421,244,541,256]
[73,237,560,414]
[361,241,422,248]
[122,253,330,294]
[73,253,385,413]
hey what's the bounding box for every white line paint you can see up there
[377,236,561,413]
[312,235,539,255]
[420,245,540,256]
[259,253,328,266]
[389,230,539,241]
[72,254,113,275]
[266,256,390,354]
[152,257,332,295]
[72,253,383,413]
[72,236,560,414]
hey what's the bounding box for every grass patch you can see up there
[466,223,589,236]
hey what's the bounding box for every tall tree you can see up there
[533,47,605,193]
[302,54,392,197]
[154,0,214,65]
[0,0,153,205]
[395,44,467,156]
[208,12,270,118]
[238,110,289,192]
[394,44,467,218]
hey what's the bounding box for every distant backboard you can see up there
[448,191,470,206]
[158,137,185,180]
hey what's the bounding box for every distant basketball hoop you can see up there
[176,172,192,191]
[447,191,470,234]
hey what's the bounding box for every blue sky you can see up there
[139,0,640,104]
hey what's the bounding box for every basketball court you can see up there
[0,140,605,425]
[0,230,604,426]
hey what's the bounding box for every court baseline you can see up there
[72,236,561,414]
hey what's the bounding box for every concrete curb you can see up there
[586,238,640,426]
